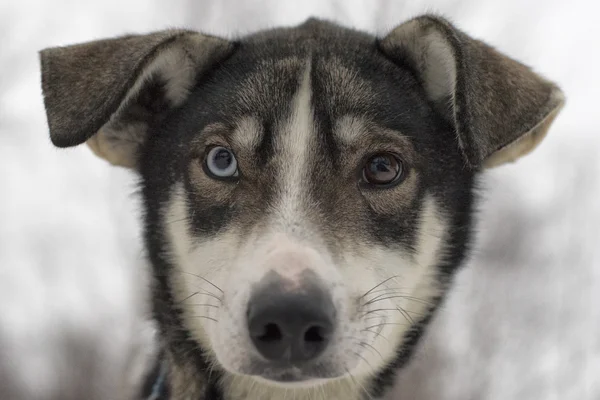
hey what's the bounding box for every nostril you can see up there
[304,325,325,343]
[300,323,331,361]
[258,323,283,343]
[249,318,289,361]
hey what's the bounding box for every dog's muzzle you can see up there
[247,271,336,370]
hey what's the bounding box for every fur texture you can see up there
[39,15,563,400]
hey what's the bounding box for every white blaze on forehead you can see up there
[271,61,315,229]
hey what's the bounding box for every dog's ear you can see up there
[380,15,565,168]
[40,30,234,168]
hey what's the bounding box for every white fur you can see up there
[270,61,315,230]
[161,61,450,400]
[230,117,263,152]
[335,115,365,145]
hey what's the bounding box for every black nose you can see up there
[247,277,335,364]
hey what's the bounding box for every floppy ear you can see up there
[40,30,234,168]
[379,15,565,169]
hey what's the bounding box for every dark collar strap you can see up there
[140,350,226,400]
[141,355,170,400]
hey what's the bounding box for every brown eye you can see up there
[362,153,404,187]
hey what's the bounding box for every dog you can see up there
[39,15,564,400]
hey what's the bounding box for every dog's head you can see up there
[40,16,563,397]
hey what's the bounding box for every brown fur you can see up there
[40,29,234,153]
[380,15,565,168]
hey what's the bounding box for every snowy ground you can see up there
[0,0,599,399]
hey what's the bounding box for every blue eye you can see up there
[204,146,239,179]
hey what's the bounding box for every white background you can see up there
[0,0,599,398]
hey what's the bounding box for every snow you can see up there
[0,0,598,398]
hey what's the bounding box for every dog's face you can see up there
[40,16,563,397]
[156,46,464,384]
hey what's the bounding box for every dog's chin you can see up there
[251,371,328,388]
[230,361,348,389]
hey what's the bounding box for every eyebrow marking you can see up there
[334,115,367,145]
[229,117,263,151]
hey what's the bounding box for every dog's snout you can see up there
[247,275,335,364]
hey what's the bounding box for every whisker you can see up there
[363,322,409,331]
[191,315,219,322]
[362,289,415,303]
[186,303,220,308]
[362,327,390,344]
[357,341,384,361]
[361,289,410,305]
[165,216,189,225]
[345,366,373,400]
[177,291,201,305]
[178,290,222,304]
[396,306,415,324]
[361,291,394,305]
[362,286,412,297]
[177,271,224,293]
[363,315,386,322]
[359,307,426,322]
[358,275,400,301]
[358,307,399,317]
[363,295,434,307]
[405,309,426,316]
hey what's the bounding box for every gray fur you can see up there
[40,29,233,151]
[380,15,565,168]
